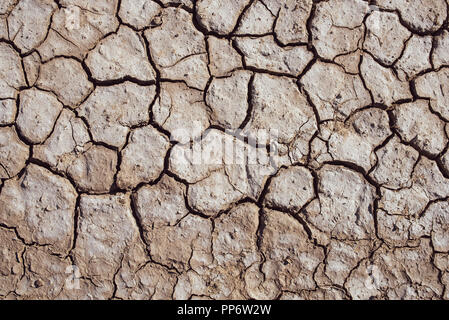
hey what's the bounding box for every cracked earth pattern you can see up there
[1,0,449,301]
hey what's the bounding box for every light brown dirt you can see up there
[0,0,449,300]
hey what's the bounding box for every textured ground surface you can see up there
[1,0,449,300]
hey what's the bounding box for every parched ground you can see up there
[1,0,449,300]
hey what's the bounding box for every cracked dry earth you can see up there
[1,0,449,301]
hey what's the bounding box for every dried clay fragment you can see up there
[0,164,77,255]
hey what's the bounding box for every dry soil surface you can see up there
[1,0,449,300]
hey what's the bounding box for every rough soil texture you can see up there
[1,0,449,300]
